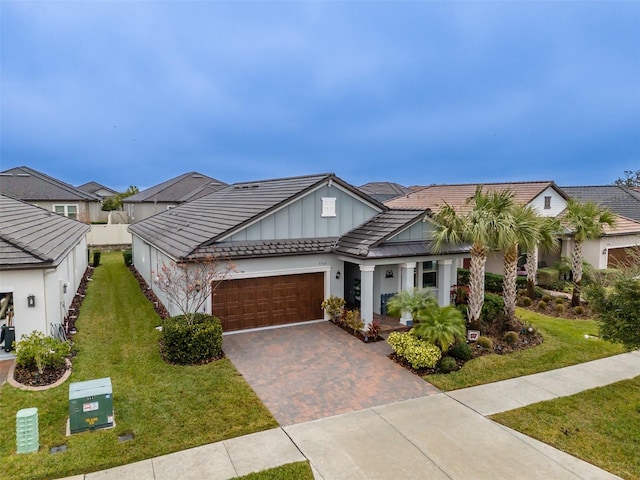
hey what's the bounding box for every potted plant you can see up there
[321,295,346,321]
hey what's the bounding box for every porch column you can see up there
[437,259,453,306]
[359,265,375,329]
[400,262,416,325]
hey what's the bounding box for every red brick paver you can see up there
[223,321,439,426]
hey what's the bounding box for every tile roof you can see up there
[76,181,118,196]
[365,241,470,259]
[335,210,427,257]
[0,166,100,202]
[191,238,338,260]
[385,181,564,212]
[0,195,90,269]
[124,172,227,203]
[602,215,640,236]
[359,182,411,202]
[561,185,640,223]
[129,173,353,259]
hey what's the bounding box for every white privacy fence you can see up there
[87,224,131,246]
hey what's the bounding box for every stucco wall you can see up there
[0,236,88,341]
[126,202,178,223]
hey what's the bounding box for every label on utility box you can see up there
[83,402,99,413]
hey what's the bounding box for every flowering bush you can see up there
[321,295,346,318]
[387,332,441,369]
[15,331,70,374]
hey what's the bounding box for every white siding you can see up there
[529,187,567,217]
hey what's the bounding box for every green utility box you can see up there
[16,408,39,454]
[69,377,114,434]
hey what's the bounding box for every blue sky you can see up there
[2,1,639,192]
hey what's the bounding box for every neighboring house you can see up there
[561,185,640,267]
[129,173,468,332]
[0,195,90,344]
[386,181,570,273]
[77,181,118,200]
[0,166,103,223]
[123,172,227,223]
[359,182,412,202]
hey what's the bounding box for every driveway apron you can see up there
[222,321,439,426]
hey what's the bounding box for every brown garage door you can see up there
[608,246,640,267]
[212,273,324,331]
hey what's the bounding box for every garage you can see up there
[608,246,640,267]
[212,273,325,331]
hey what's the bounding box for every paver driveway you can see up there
[222,321,439,426]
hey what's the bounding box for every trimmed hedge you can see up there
[537,268,559,287]
[161,313,223,365]
[387,332,442,369]
[457,269,527,293]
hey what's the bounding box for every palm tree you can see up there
[496,205,560,326]
[432,186,514,328]
[412,305,466,351]
[563,200,616,307]
[524,216,561,299]
[386,289,437,323]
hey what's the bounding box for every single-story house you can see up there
[123,172,227,223]
[129,173,468,332]
[0,166,103,223]
[0,195,90,345]
[561,185,640,267]
[77,181,119,200]
[386,181,570,273]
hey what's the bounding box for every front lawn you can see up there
[236,461,314,480]
[427,308,625,391]
[492,376,640,480]
[0,252,277,480]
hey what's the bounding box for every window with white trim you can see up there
[321,197,336,217]
[53,204,78,219]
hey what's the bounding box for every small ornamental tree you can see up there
[153,256,236,324]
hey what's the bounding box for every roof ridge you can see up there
[6,166,100,200]
[0,230,53,262]
[232,172,333,186]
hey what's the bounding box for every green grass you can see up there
[492,376,640,480]
[235,461,314,480]
[0,252,277,480]
[427,308,625,391]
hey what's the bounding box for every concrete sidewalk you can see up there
[57,350,640,480]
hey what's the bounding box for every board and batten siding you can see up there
[227,185,380,242]
[387,219,434,242]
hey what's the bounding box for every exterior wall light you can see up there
[335,271,341,280]
[27,295,35,308]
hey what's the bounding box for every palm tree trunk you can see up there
[526,246,538,299]
[467,243,487,329]
[571,240,584,307]
[503,244,518,328]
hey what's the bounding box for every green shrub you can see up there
[344,309,363,331]
[123,249,133,266]
[476,336,493,350]
[387,332,442,369]
[15,331,70,374]
[519,296,533,307]
[553,297,565,305]
[438,356,457,373]
[413,305,466,351]
[537,268,560,287]
[321,295,346,318]
[93,250,101,267]
[485,272,504,293]
[480,293,505,325]
[503,331,519,345]
[449,341,472,361]
[457,269,471,286]
[541,294,551,303]
[538,301,547,310]
[574,305,585,315]
[534,286,545,299]
[554,303,566,313]
[161,314,222,365]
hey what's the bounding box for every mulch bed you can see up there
[520,297,592,320]
[129,266,170,319]
[329,319,384,343]
[13,364,68,387]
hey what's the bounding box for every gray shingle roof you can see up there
[366,241,470,258]
[561,186,640,222]
[124,172,227,203]
[335,210,427,257]
[359,182,411,202]
[77,181,118,196]
[191,238,338,260]
[129,173,347,259]
[0,166,100,202]
[0,195,90,269]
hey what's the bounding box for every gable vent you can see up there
[16,173,31,177]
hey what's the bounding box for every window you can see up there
[544,196,551,209]
[421,261,437,288]
[321,197,336,217]
[53,204,78,219]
